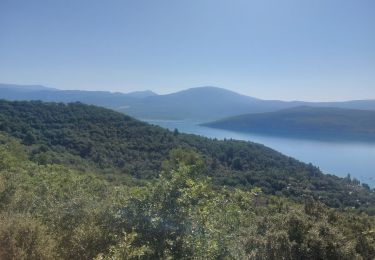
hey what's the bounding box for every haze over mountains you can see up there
[1,83,375,121]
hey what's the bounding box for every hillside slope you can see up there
[203,106,375,141]
[1,133,374,259]
[0,100,374,210]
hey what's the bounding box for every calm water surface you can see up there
[146,119,375,187]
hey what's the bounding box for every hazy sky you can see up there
[0,0,374,101]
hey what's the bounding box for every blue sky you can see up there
[0,0,374,101]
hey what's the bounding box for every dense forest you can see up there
[1,134,375,259]
[0,100,375,259]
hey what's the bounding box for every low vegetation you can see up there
[0,138,375,259]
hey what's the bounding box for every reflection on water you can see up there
[145,119,375,187]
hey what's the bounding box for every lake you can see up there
[145,119,375,187]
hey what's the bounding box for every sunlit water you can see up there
[145,119,375,187]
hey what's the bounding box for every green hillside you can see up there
[203,106,375,141]
[1,100,375,258]
[0,135,374,259]
[0,100,373,210]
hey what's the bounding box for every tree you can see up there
[23,131,36,145]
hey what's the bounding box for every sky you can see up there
[0,0,374,101]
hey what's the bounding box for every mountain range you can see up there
[1,83,375,120]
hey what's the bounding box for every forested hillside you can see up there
[203,106,375,141]
[0,100,374,212]
[0,134,375,259]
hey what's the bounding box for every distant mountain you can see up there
[0,83,58,93]
[120,87,375,120]
[125,90,157,98]
[0,83,141,108]
[1,83,375,120]
[302,100,375,111]
[203,106,375,141]
[119,86,290,120]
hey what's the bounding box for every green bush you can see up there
[0,213,57,260]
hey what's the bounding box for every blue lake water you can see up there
[145,119,375,187]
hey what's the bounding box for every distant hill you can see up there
[1,83,375,120]
[118,86,375,119]
[118,86,291,120]
[0,83,58,92]
[0,83,141,109]
[125,90,157,98]
[203,106,375,141]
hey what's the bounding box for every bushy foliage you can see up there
[0,213,57,260]
[115,149,252,259]
[241,197,375,259]
[0,143,375,259]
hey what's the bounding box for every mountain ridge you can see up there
[1,83,375,120]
